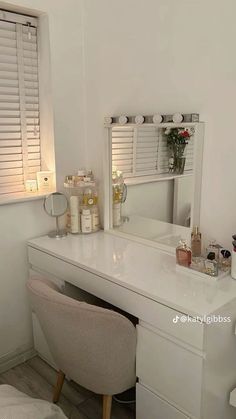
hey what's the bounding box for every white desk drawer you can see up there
[136,383,189,419]
[28,246,204,350]
[137,325,203,418]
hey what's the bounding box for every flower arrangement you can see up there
[164,127,194,156]
[163,127,194,174]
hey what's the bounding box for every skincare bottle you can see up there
[205,252,218,277]
[92,206,100,232]
[176,240,192,267]
[81,209,92,234]
[69,196,80,234]
[83,188,94,206]
[191,226,202,257]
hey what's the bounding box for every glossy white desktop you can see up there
[28,232,236,419]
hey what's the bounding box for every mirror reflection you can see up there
[110,123,203,249]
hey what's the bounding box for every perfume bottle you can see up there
[206,240,221,261]
[191,226,202,257]
[176,240,192,267]
[220,249,231,272]
[205,252,218,277]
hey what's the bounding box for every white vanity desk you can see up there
[28,232,236,419]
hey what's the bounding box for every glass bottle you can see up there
[205,252,218,277]
[83,188,94,207]
[191,226,201,257]
[176,240,192,267]
[206,240,220,261]
[220,250,231,272]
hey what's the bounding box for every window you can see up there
[0,10,40,196]
[112,125,194,180]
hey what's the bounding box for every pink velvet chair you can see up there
[27,277,136,419]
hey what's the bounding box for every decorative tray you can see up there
[176,263,230,280]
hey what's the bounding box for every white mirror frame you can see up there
[103,121,205,254]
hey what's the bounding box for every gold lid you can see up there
[192,226,199,235]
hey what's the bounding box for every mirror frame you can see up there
[103,120,205,254]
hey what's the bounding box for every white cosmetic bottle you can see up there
[92,206,100,232]
[81,209,92,234]
[70,196,80,234]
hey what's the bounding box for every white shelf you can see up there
[125,172,193,186]
[0,190,56,206]
[105,122,201,128]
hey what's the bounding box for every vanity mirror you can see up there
[44,192,68,238]
[104,115,204,252]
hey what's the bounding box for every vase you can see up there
[173,156,186,174]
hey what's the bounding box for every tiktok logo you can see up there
[173,315,179,323]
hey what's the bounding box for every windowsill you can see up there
[0,190,56,206]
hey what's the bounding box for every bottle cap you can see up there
[178,239,187,248]
[82,209,90,215]
[207,252,216,261]
[221,249,231,259]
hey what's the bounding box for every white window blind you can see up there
[112,126,195,179]
[0,11,40,195]
[112,126,159,177]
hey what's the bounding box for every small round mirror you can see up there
[44,192,68,217]
[43,192,68,238]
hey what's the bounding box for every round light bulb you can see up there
[135,115,144,124]
[119,115,128,125]
[173,113,184,123]
[153,114,163,124]
[104,116,112,124]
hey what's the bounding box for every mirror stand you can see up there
[48,216,67,238]
[43,192,68,239]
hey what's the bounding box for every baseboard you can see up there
[0,348,36,374]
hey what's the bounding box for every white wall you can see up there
[83,0,236,249]
[0,200,54,362]
[0,0,85,363]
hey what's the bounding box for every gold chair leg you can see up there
[53,370,65,403]
[103,395,112,419]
